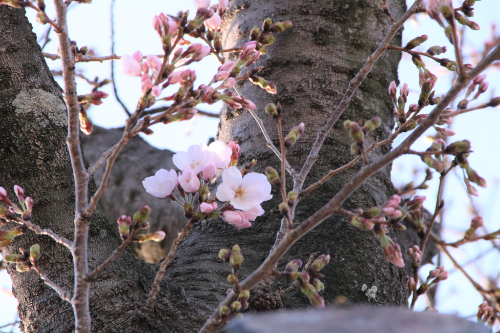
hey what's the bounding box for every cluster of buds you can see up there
[347,195,404,232]
[398,169,433,195]
[0,225,27,250]
[416,266,449,296]
[0,185,34,221]
[78,91,109,106]
[343,117,381,155]
[278,254,330,307]
[454,11,480,30]
[403,195,427,236]
[407,245,423,269]
[477,300,493,326]
[464,216,483,239]
[3,243,40,273]
[116,206,165,243]
[421,138,446,172]
[461,74,489,109]
[247,17,292,55]
[218,245,250,316]
[388,80,410,126]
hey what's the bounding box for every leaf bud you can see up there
[219,305,230,316]
[312,254,330,271]
[231,301,242,312]
[311,278,324,292]
[238,290,250,302]
[363,117,381,132]
[262,18,272,32]
[349,122,364,144]
[287,191,298,206]
[426,45,447,56]
[250,26,260,40]
[133,205,151,224]
[29,244,41,263]
[230,249,244,267]
[227,273,237,284]
[279,202,289,217]
[265,103,278,118]
[269,21,292,33]
[218,248,230,262]
[16,262,32,272]
[284,125,301,148]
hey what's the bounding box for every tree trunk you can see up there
[0,0,408,331]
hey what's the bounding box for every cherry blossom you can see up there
[218,0,228,14]
[204,141,232,168]
[120,55,141,77]
[193,0,210,9]
[142,169,177,198]
[242,205,265,221]
[151,86,161,98]
[205,12,221,30]
[216,166,272,210]
[173,144,211,174]
[178,170,201,193]
[202,164,216,180]
[200,202,217,214]
[218,61,234,72]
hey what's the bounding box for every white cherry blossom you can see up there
[216,167,272,210]
[203,141,232,168]
[178,170,200,193]
[173,144,211,174]
[142,169,177,198]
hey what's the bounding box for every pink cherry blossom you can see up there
[193,0,211,8]
[120,55,141,77]
[222,210,251,229]
[173,144,211,174]
[200,202,217,214]
[216,166,272,210]
[204,141,232,168]
[151,86,161,97]
[142,169,178,198]
[167,17,178,37]
[203,163,217,180]
[146,55,162,72]
[168,71,183,84]
[178,170,201,193]
[193,45,211,61]
[229,141,241,166]
[205,12,221,30]
[152,15,162,32]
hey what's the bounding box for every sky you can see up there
[0,0,499,331]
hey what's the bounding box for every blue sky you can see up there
[0,0,499,331]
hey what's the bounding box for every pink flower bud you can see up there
[151,86,161,97]
[222,210,251,229]
[228,141,241,166]
[401,83,409,102]
[391,194,401,204]
[240,98,256,110]
[193,45,211,61]
[205,12,221,30]
[219,77,235,89]
[471,216,483,229]
[25,197,34,211]
[214,71,229,82]
[146,55,162,72]
[203,163,217,180]
[141,78,153,93]
[382,207,395,216]
[152,231,166,241]
[14,185,24,203]
[167,17,178,37]
[218,61,234,72]
[153,15,162,32]
[242,41,257,54]
[218,0,228,14]
[200,202,216,214]
[133,50,143,64]
[120,55,142,77]
[388,81,397,102]
[472,74,486,85]
[168,71,183,84]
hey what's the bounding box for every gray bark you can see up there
[0,0,412,331]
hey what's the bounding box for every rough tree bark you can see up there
[0,0,409,331]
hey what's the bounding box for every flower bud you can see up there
[350,215,374,231]
[444,140,471,155]
[230,246,244,267]
[363,117,381,132]
[269,21,293,33]
[265,103,278,118]
[265,166,281,187]
[218,248,230,262]
[4,253,28,263]
[30,244,41,264]
[408,277,416,290]
[312,254,330,271]
[378,234,404,268]
[404,35,428,50]
[349,122,364,144]
[287,191,298,206]
[79,109,93,135]
[133,205,151,224]
[426,45,447,56]
[311,278,324,292]
[279,202,289,217]
[250,26,260,40]
[388,81,397,103]
[262,18,272,32]
[284,125,301,148]
[486,97,500,107]
[249,75,277,94]
[16,262,32,272]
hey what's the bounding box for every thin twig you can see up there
[449,11,466,77]
[110,0,131,117]
[9,215,73,250]
[276,117,292,229]
[142,105,220,118]
[444,229,500,248]
[444,103,489,118]
[145,217,199,312]
[32,263,72,302]
[86,228,138,281]
[199,41,500,333]
[43,52,164,62]
[387,45,444,63]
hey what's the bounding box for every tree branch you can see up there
[32,263,72,303]
[145,216,199,312]
[43,52,164,62]
[8,215,73,250]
